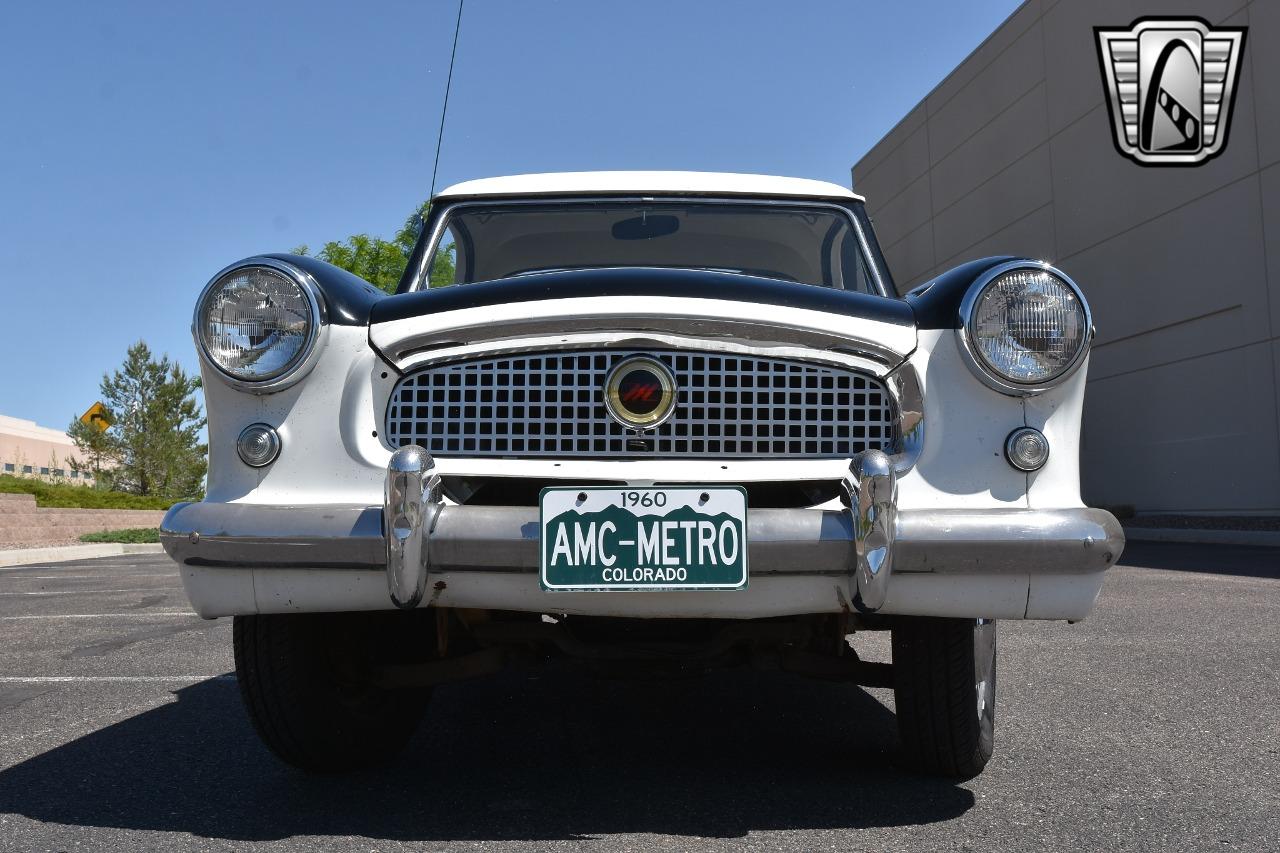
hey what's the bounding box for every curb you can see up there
[0,543,165,568]
[1122,527,1280,548]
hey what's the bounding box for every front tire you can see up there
[233,611,434,772]
[891,617,996,779]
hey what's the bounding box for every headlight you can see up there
[195,260,322,389]
[960,262,1091,394]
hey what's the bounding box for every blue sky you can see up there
[0,0,1018,430]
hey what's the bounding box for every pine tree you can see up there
[67,416,115,485]
[69,341,207,499]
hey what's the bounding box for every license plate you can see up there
[540,486,748,591]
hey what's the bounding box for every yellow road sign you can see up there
[79,402,112,432]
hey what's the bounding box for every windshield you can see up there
[420,201,879,293]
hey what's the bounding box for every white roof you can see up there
[435,171,864,202]
[0,414,77,447]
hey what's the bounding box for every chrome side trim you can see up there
[162,503,1123,578]
[384,446,441,609]
[192,256,329,395]
[955,260,1093,397]
[409,197,892,298]
[843,450,897,612]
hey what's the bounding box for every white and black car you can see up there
[164,171,1123,778]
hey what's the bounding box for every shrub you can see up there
[0,475,172,510]
[79,528,161,544]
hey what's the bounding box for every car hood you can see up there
[368,267,917,375]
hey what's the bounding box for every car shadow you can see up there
[0,665,974,842]
[1119,540,1280,579]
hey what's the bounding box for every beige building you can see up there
[0,415,96,485]
[852,0,1277,515]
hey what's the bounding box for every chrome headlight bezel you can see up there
[956,260,1093,396]
[193,257,327,394]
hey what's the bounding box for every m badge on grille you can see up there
[1095,17,1246,166]
[604,356,677,430]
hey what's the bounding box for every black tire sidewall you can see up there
[891,616,997,779]
[233,612,434,772]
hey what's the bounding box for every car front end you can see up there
[162,172,1123,776]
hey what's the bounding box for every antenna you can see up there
[428,0,466,201]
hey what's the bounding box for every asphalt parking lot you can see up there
[0,546,1276,852]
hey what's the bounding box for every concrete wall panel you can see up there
[932,144,1053,263]
[934,203,1057,276]
[1042,0,1111,135]
[1065,176,1270,356]
[1259,164,1280,341]
[1082,342,1280,512]
[1050,102,1259,259]
[855,104,927,185]
[929,82,1050,212]
[926,21,1046,164]
[925,0,1043,120]
[868,173,933,247]
[1251,0,1280,168]
[880,220,935,287]
[1088,308,1250,385]
[853,122,931,210]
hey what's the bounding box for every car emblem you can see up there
[604,356,677,429]
[1095,17,1246,166]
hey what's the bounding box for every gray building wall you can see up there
[852,0,1279,514]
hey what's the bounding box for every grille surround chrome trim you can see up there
[392,331,897,379]
[385,349,899,460]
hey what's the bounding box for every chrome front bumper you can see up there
[161,449,1124,615]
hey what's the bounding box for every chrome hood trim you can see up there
[370,295,916,377]
[371,267,916,375]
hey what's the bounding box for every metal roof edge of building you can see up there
[0,415,77,446]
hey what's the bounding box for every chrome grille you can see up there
[385,350,896,458]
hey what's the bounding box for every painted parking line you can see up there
[0,676,235,684]
[18,574,177,581]
[0,562,164,572]
[0,588,182,596]
[0,612,198,620]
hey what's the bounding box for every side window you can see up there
[838,231,874,295]
[428,225,459,288]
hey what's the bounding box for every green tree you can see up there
[293,201,456,294]
[67,417,115,485]
[69,342,207,499]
